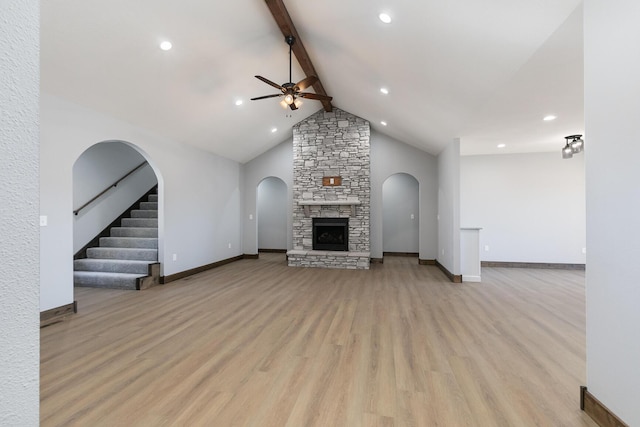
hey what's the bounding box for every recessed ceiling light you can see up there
[497,144,506,148]
[271,128,278,133]
[380,87,389,95]
[235,99,243,106]
[543,115,557,121]
[380,121,388,126]
[379,13,392,24]
[159,41,172,51]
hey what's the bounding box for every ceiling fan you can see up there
[251,35,333,110]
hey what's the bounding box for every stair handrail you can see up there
[73,162,148,215]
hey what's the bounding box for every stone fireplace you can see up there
[287,108,371,269]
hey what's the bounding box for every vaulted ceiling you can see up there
[41,0,584,163]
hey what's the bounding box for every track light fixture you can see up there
[562,135,584,159]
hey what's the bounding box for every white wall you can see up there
[41,94,242,311]
[461,152,586,264]
[584,1,640,424]
[73,142,157,252]
[382,173,419,253]
[370,131,438,260]
[437,139,461,274]
[0,0,40,424]
[242,140,294,254]
[257,177,288,250]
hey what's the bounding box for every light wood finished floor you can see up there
[41,254,598,426]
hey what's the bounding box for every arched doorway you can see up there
[73,141,162,290]
[382,173,419,257]
[257,176,288,253]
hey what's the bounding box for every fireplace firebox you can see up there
[312,217,349,251]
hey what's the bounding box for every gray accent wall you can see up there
[0,0,40,423]
[370,131,438,260]
[257,177,288,250]
[242,140,294,255]
[382,173,419,253]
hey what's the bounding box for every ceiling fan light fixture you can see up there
[159,41,172,51]
[284,93,295,105]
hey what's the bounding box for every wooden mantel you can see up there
[298,199,361,216]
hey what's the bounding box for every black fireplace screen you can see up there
[312,217,349,251]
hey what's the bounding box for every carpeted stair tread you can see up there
[74,258,151,274]
[131,209,158,218]
[73,271,142,290]
[121,218,158,228]
[87,247,158,261]
[75,188,159,289]
[99,236,158,249]
[139,201,158,210]
[110,227,158,238]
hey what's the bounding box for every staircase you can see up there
[74,192,160,290]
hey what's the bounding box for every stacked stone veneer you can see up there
[287,108,371,269]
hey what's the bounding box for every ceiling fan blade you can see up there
[255,75,285,92]
[298,92,333,101]
[250,94,282,101]
[295,75,318,92]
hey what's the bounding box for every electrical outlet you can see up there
[410,214,415,219]
[582,247,586,254]
[40,216,48,227]
[249,214,253,220]
[441,249,445,256]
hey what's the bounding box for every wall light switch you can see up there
[484,245,490,251]
[228,243,232,249]
[172,253,177,261]
[582,247,587,254]
[39,216,47,227]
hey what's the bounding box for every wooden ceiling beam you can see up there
[264,0,333,112]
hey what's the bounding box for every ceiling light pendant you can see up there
[571,135,584,153]
[562,135,584,159]
[562,141,574,159]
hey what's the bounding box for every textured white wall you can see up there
[585,1,640,424]
[0,0,40,424]
[437,140,461,274]
[461,152,586,264]
[41,94,242,311]
[257,177,288,250]
[382,174,419,253]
